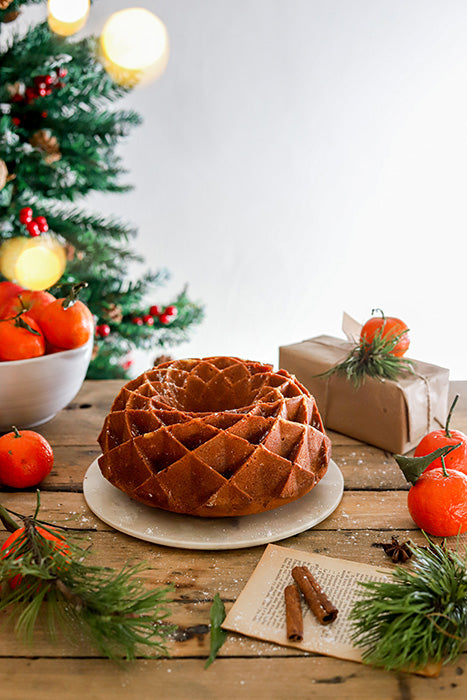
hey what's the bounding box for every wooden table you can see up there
[1,380,466,700]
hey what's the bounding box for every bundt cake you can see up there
[97,356,331,517]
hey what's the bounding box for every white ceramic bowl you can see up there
[0,336,93,432]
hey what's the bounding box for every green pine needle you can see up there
[323,328,414,387]
[350,540,467,672]
[0,509,175,661]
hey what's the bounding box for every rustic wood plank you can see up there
[40,445,101,491]
[450,383,467,430]
[0,528,464,660]
[0,597,317,659]
[0,528,442,599]
[332,446,408,490]
[0,656,464,700]
[325,429,365,446]
[0,490,417,531]
[0,600,293,658]
[2,601,465,664]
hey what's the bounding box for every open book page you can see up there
[223,544,441,677]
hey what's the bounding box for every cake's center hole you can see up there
[178,384,257,413]
[165,377,261,413]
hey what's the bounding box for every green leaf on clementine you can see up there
[14,316,40,336]
[394,443,462,485]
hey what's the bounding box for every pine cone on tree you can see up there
[7,81,23,97]
[1,8,20,23]
[0,159,14,191]
[30,130,61,164]
[65,242,75,261]
[103,303,123,324]
[0,160,9,190]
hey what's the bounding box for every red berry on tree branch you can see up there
[19,208,49,236]
[142,314,154,326]
[131,317,143,326]
[34,216,49,233]
[159,313,171,325]
[149,305,161,316]
[25,86,37,103]
[164,305,178,318]
[26,221,40,237]
[19,207,33,224]
[96,324,111,338]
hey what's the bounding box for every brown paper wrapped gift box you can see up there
[279,335,449,454]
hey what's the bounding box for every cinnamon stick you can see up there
[292,566,338,625]
[284,585,303,642]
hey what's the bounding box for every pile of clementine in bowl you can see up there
[0,281,93,361]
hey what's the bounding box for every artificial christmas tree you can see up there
[0,0,203,378]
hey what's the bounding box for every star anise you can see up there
[372,536,412,563]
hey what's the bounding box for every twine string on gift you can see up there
[320,371,330,423]
[393,370,432,438]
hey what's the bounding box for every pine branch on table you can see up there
[0,497,174,661]
[350,539,467,672]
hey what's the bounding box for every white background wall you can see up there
[16,1,467,376]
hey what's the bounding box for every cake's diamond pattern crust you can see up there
[98,357,331,517]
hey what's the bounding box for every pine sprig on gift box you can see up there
[322,328,414,387]
[350,539,467,672]
[0,496,174,661]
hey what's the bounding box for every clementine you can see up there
[0,281,23,308]
[0,428,53,487]
[0,289,55,324]
[360,309,410,357]
[407,466,467,536]
[395,443,467,537]
[1,525,69,589]
[0,313,45,360]
[414,395,467,475]
[37,295,93,349]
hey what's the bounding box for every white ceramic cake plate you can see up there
[83,458,344,550]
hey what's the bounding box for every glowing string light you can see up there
[100,8,169,86]
[0,235,66,291]
[48,0,90,37]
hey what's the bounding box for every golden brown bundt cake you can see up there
[98,356,331,517]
